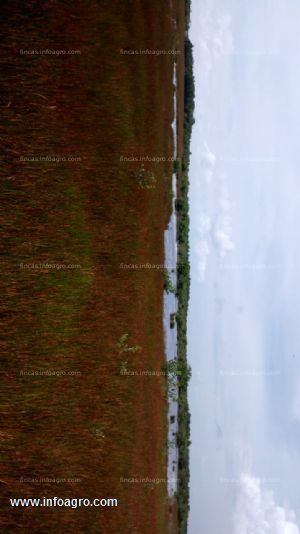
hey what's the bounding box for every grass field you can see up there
[1,1,184,532]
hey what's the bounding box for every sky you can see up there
[188,1,300,532]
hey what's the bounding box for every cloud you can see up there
[214,228,235,256]
[213,177,235,257]
[195,239,210,281]
[233,473,300,534]
[201,143,217,184]
[194,4,233,77]
[211,14,233,61]
[195,215,212,280]
[198,214,212,234]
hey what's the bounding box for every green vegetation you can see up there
[165,358,191,405]
[116,332,142,354]
[175,1,195,532]
[135,165,157,189]
[163,269,176,294]
[185,0,192,31]
[173,158,182,174]
[168,437,177,449]
[165,358,179,402]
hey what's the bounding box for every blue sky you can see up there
[188,1,300,532]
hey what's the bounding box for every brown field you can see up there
[1,1,184,533]
[175,0,186,161]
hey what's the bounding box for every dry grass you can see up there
[1,1,184,532]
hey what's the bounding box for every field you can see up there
[1,1,184,532]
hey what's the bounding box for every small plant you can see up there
[168,438,177,449]
[165,359,180,402]
[119,360,128,374]
[166,359,179,374]
[164,269,176,294]
[116,333,129,350]
[134,164,157,189]
[116,332,141,354]
[93,424,105,441]
[164,359,191,403]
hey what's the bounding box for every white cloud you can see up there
[201,143,217,184]
[211,14,233,61]
[198,214,212,234]
[194,215,212,281]
[233,473,300,534]
[213,177,235,257]
[193,4,233,77]
[215,228,235,256]
[195,239,210,281]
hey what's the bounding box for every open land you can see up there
[1,1,187,532]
